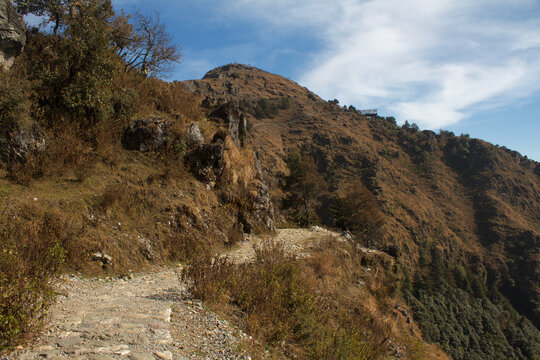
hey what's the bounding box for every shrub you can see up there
[21,1,121,128]
[0,213,64,352]
[7,126,94,184]
[404,241,540,359]
[0,67,34,134]
[254,98,279,119]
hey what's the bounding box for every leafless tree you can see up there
[118,10,182,77]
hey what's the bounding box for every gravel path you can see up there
[5,269,250,360]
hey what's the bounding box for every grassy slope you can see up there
[181,64,540,359]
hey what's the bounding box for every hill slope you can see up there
[181,64,540,359]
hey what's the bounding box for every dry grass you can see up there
[115,73,203,123]
[184,240,392,359]
[183,233,448,359]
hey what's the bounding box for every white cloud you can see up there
[217,0,540,129]
[109,0,540,129]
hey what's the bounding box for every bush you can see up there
[7,126,95,184]
[404,241,540,359]
[0,213,64,352]
[21,1,121,128]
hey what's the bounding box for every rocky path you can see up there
[225,226,347,263]
[6,269,250,360]
[5,227,355,360]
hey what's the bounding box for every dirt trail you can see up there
[5,227,350,360]
[226,226,374,263]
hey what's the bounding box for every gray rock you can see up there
[122,117,171,152]
[89,355,117,360]
[208,101,246,147]
[0,0,26,70]
[310,146,330,172]
[312,133,332,146]
[240,181,275,233]
[138,237,155,261]
[186,123,204,144]
[129,353,156,360]
[57,335,83,347]
[39,350,61,358]
[0,123,46,162]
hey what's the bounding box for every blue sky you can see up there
[92,1,540,160]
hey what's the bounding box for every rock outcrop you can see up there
[240,181,275,233]
[0,124,46,162]
[122,117,171,152]
[186,123,204,145]
[207,101,247,147]
[0,0,26,69]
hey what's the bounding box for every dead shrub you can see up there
[120,75,203,122]
[184,254,236,303]
[163,231,212,262]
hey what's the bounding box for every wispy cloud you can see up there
[217,0,540,129]
[110,0,540,129]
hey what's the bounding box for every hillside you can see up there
[1,17,539,356]
[181,64,540,359]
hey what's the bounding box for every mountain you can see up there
[181,64,540,359]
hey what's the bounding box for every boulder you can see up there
[0,0,26,70]
[0,123,46,162]
[312,133,332,146]
[186,123,204,144]
[310,146,330,172]
[122,117,170,152]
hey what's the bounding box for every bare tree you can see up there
[119,10,182,77]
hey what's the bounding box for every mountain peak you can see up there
[183,63,322,103]
[202,63,261,79]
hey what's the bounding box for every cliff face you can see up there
[0,0,26,69]
[182,64,540,357]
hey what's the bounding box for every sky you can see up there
[42,0,540,160]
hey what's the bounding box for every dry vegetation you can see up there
[181,64,540,360]
[184,239,447,360]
